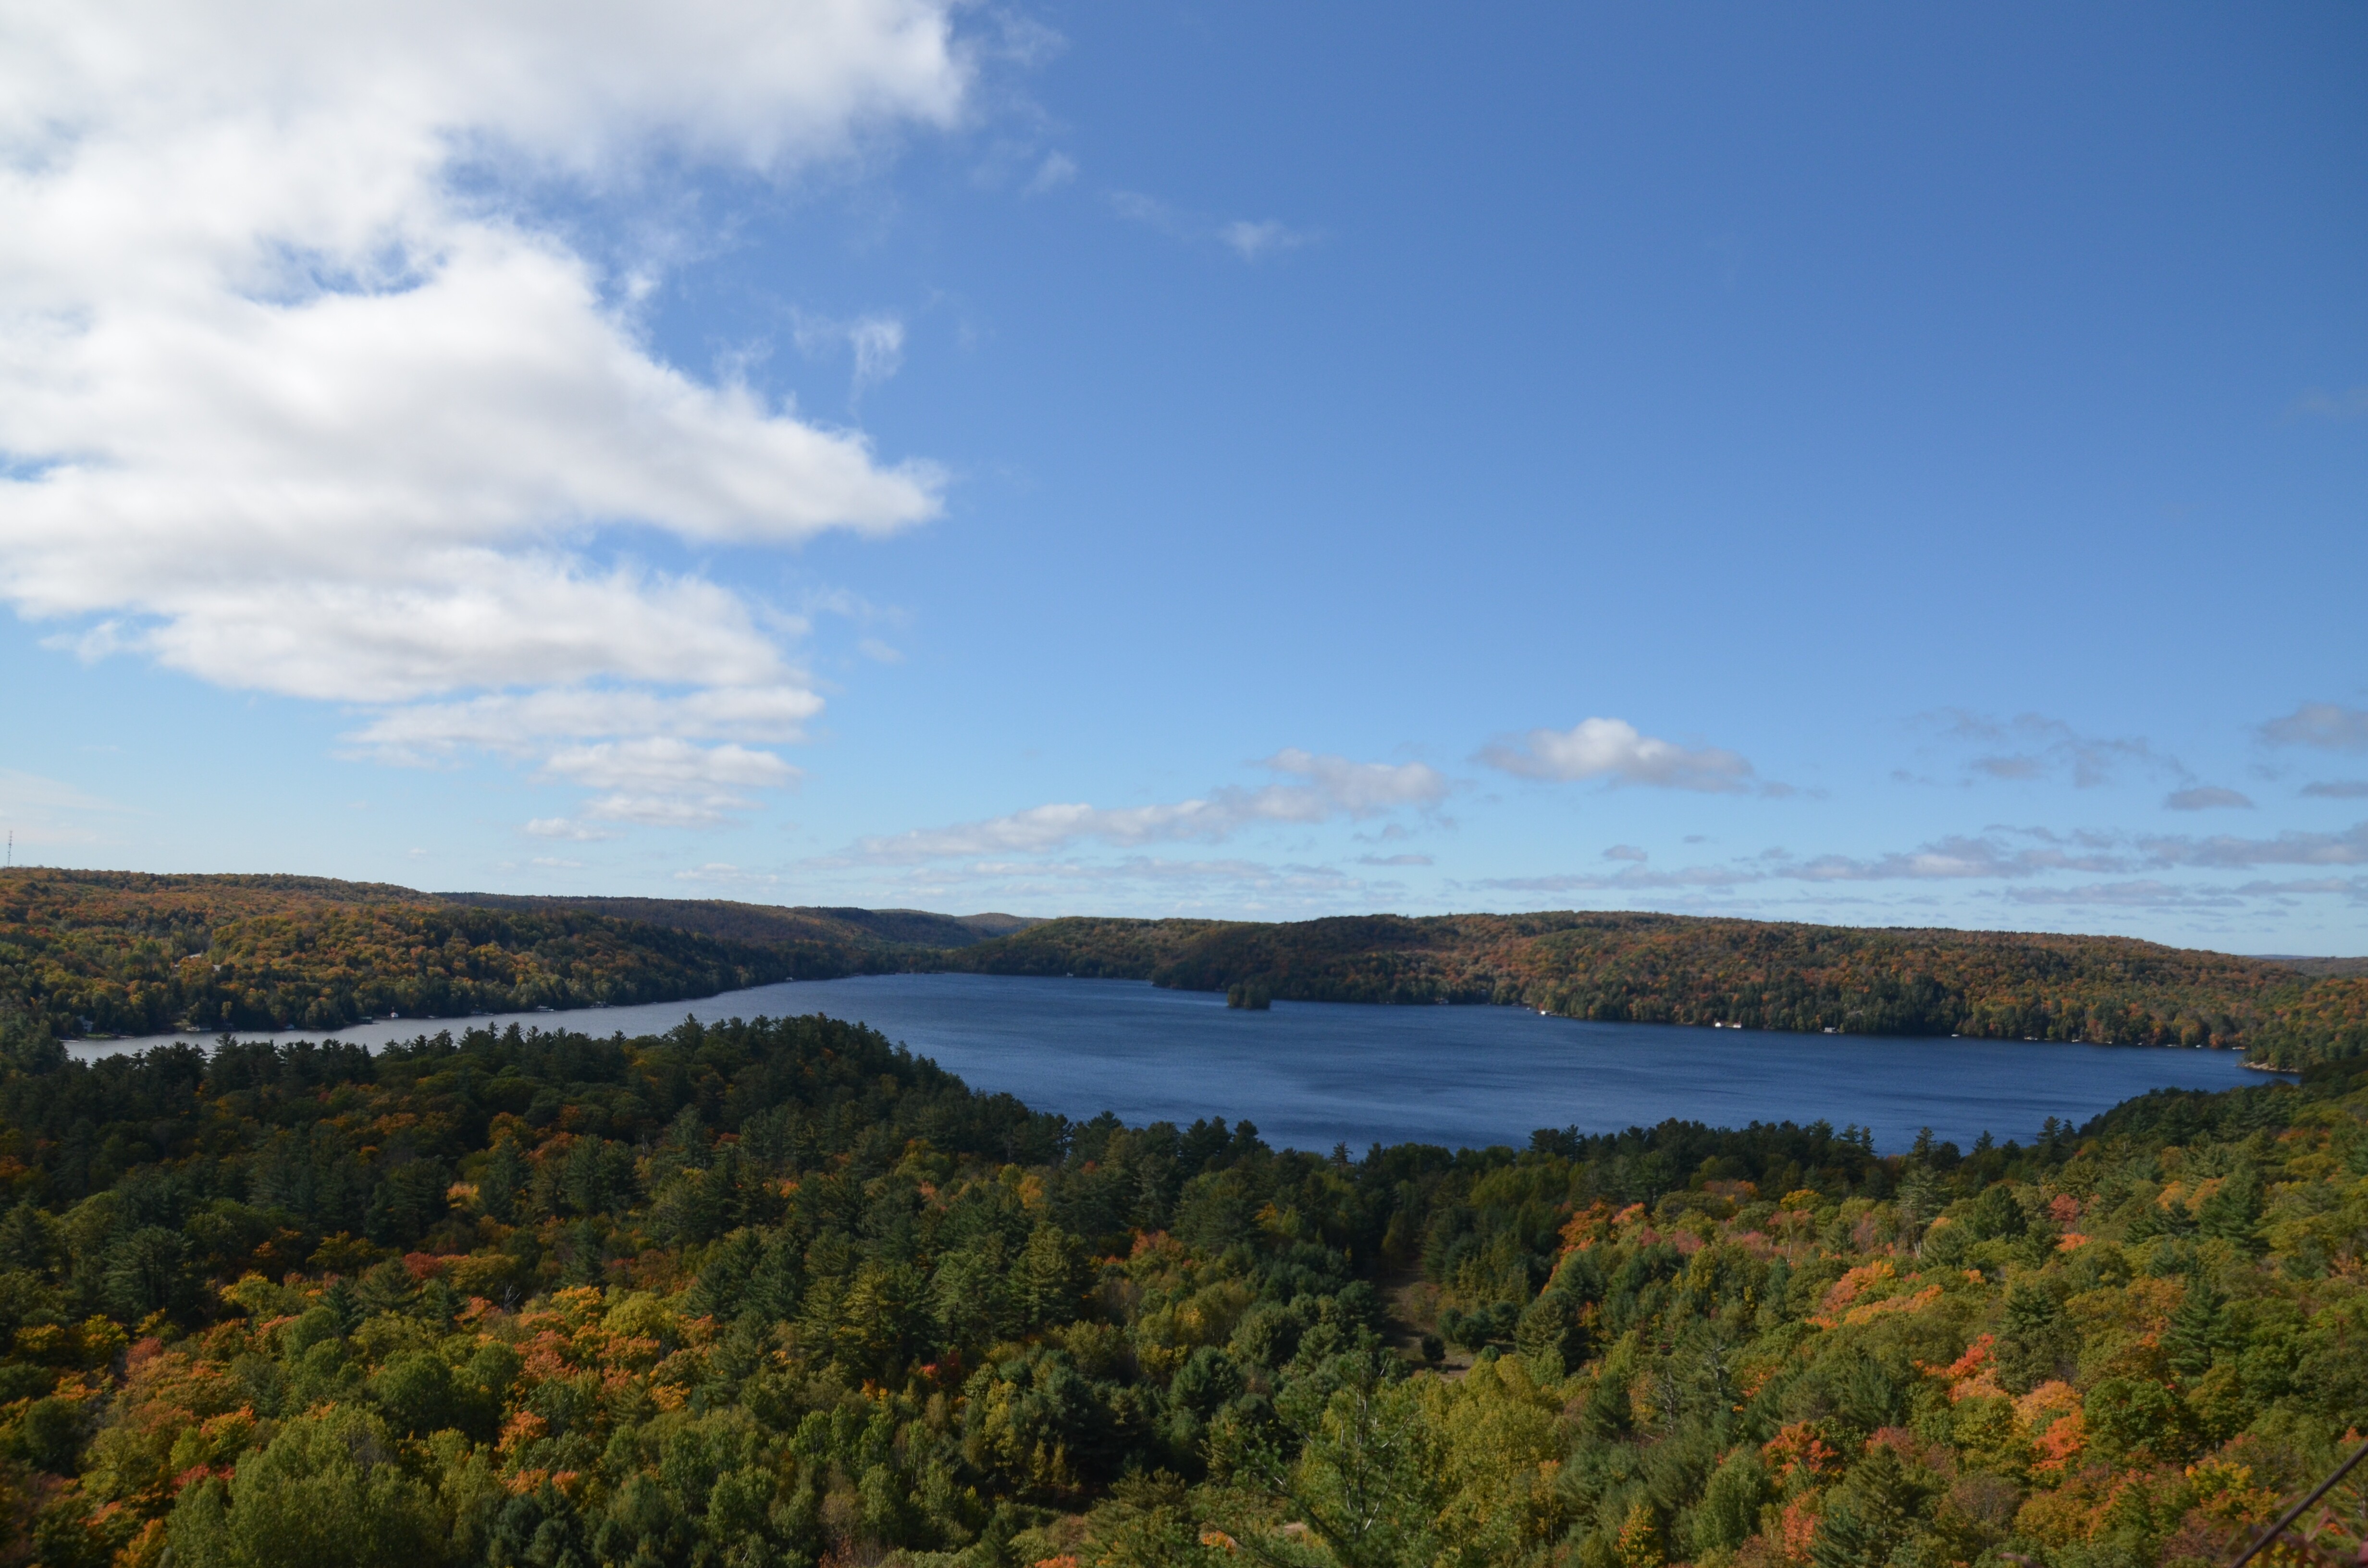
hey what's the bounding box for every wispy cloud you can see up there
[2302,780,2368,799]
[351,685,822,764]
[1929,710,2185,789]
[2006,877,2368,910]
[673,862,781,887]
[0,768,132,849]
[2165,786,2253,811]
[1111,192,1317,262]
[847,749,1448,863]
[2137,820,2368,870]
[2262,703,2368,751]
[793,311,909,399]
[525,818,616,843]
[1476,717,1756,793]
[1469,818,2361,899]
[1220,219,1315,261]
[1023,151,1077,195]
[2292,386,2368,420]
[543,738,800,828]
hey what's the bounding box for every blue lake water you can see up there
[73,972,2269,1155]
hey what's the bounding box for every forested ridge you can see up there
[8,872,2366,1068]
[0,1004,2366,1566]
[0,873,965,1042]
[952,915,2368,1069]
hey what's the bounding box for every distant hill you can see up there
[950,911,2368,1068]
[3,869,2360,1066]
[0,870,1030,1041]
[437,893,1035,950]
[2252,954,2368,978]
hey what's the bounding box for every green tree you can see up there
[166,1408,444,1568]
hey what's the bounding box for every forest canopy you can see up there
[0,1002,2364,1566]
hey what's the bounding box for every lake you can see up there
[71,972,2269,1155]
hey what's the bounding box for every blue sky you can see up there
[1,2,2363,950]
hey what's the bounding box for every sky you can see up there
[0,1,2364,952]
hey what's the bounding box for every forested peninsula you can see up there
[0,1006,2365,1566]
[6,871,2365,1069]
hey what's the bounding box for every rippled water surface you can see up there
[77,972,2266,1154]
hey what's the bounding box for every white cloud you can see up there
[1220,219,1313,261]
[794,311,909,397]
[2165,786,2253,811]
[0,0,967,827]
[1111,193,1314,261]
[541,737,800,827]
[2138,820,2368,870]
[351,683,824,763]
[525,817,617,842]
[673,861,780,885]
[2262,703,2368,751]
[1109,191,1178,230]
[849,749,1448,863]
[0,768,129,849]
[1476,716,1754,793]
[2002,880,2242,910]
[1930,710,2184,789]
[1023,152,1077,195]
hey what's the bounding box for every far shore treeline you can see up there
[4,870,2365,1068]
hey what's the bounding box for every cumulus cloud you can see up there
[850,749,1448,863]
[2262,703,2368,751]
[0,0,967,827]
[2165,786,2253,811]
[1476,717,1755,793]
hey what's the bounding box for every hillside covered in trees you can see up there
[0,872,1002,1041]
[952,914,2368,1069]
[6,871,2365,1068]
[0,1004,2364,1566]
